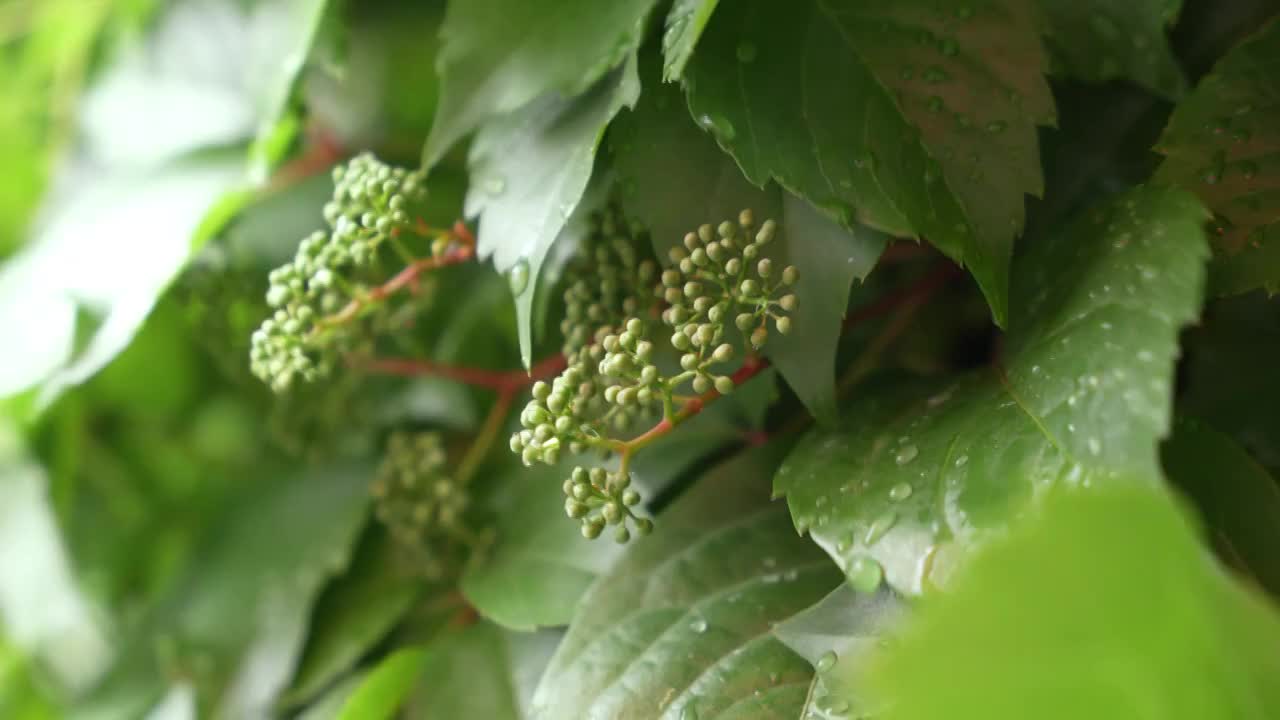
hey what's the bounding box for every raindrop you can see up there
[737,42,758,63]
[954,454,969,468]
[895,444,919,465]
[508,260,530,296]
[816,650,839,673]
[848,555,884,593]
[836,532,854,553]
[689,616,708,633]
[889,482,914,501]
[864,511,897,545]
[698,113,737,141]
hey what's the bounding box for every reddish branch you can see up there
[317,244,476,330]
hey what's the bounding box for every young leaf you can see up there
[461,463,624,631]
[661,0,721,82]
[531,443,843,719]
[774,186,1208,595]
[612,66,886,423]
[1163,417,1280,598]
[423,0,658,166]
[1038,0,1186,99]
[465,59,639,367]
[864,486,1280,720]
[772,586,904,720]
[406,624,561,719]
[1155,17,1280,295]
[683,0,1055,325]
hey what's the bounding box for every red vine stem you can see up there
[316,244,476,331]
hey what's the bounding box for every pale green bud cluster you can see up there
[560,205,659,356]
[562,466,652,543]
[512,208,799,543]
[250,153,430,392]
[371,431,467,579]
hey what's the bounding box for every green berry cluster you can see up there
[371,431,468,578]
[562,467,652,542]
[511,208,798,542]
[249,152,433,393]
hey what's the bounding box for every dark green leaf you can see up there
[462,463,624,631]
[1038,0,1186,98]
[407,623,561,719]
[286,535,421,705]
[1163,417,1280,598]
[466,59,640,366]
[775,186,1208,595]
[612,67,885,423]
[1155,17,1280,295]
[423,0,658,166]
[772,586,903,720]
[864,485,1280,720]
[661,0,721,82]
[336,647,428,720]
[684,0,1055,325]
[531,444,843,719]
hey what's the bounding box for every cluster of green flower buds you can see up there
[371,431,467,578]
[560,205,659,356]
[511,208,799,543]
[562,466,652,542]
[250,153,431,392]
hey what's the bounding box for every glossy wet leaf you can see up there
[772,586,903,720]
[423,0,658,166]
[336,647,429,720]
[661,0,721,82]
[462,463,624,631]
[775,186,1208,595]
[684,0,1055,325]
[1155,18,1280,295]
[531,443,843,719]
[465,59,639,367]
[864,485,1280,720]
[1039,0,1186,99]
[1163,417,1280,598]
[611,66,885,424]
[407,623,561,719]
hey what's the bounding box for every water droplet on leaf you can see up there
[508,260,530,296]
[889,482,913,501]
[816,650,838,673]
[848,555,884,593]
[894,444,919,465]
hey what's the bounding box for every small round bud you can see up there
[736,313,755,331]
[756,219,777,244]
[757,258,773,277]
[714,376,735,394]
[572,483,591,501]
[713,343,734,362]
[782,265,799,285]
[572,467,589,484]
[698,224,715,243]
[635,517,654,535]
[614,526,631,544]
[565,498,588,518]
[693,375,711,394]
[635,341,654,360]
[683,232,699,251]
[725,258,742,275]
[776,316,793,335]
[672,332,692,351]
[779,294,798,311]
[751,327,769,349]
[582,519,604,539]
[602,502,622,524]
[681,353,699,371]
[532,381,550,400]
[740,279,760,296]
[622,489,641,506]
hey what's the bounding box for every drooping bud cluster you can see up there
[511,207,799,543]
[562,466,652,542]
[250,153,433,393]
[560,205,659,356]
[371,431,468,578]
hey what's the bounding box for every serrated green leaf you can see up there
[683,0,1055,325]
[406,624,561,720]
[531,444,842,720]
[1155,17,1280,295]
[1163,417,1280,598]
[611,67,885,424]
[1039,0,1186,98]
[774,186,1208,595]
[462,463,624,631]
[466,59,640,367]
[864,485,1280,720]
[336,647,428,720]
[286,535,421,706]
[661,0,721,82]
[772,586,903,720]
[423,0,658,166]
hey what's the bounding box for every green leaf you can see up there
[462,463,624,631]
[772,586,903,720]
[775,186,1208,595]
[864,485,1280,720]
[611,66,885,423]
[423,0,658,166]
[466,59,640,367]
[661,0,721,82]
[1155,17,1280,295]
[286,534,421,706]
[531,444,843,719]
[1163,417,1280,598]
[336,647,428,720]
[683,0,1055,325]
[407,624,561,719]
[1038,0,1186,99]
